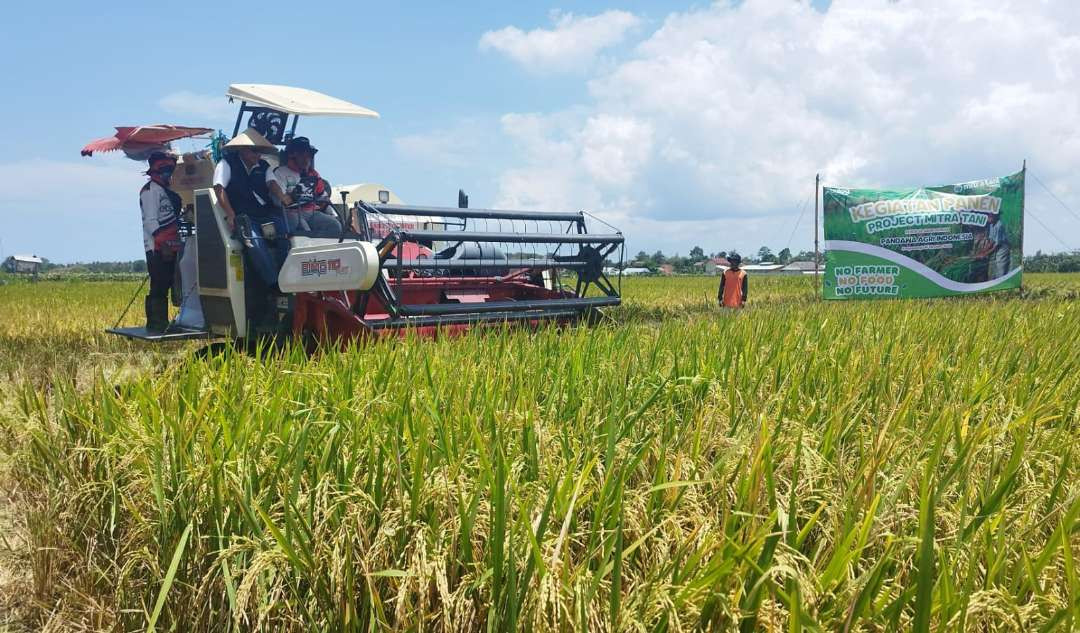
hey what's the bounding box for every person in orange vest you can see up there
[718,253,748,308]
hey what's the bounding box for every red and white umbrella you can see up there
[81,125,214,159]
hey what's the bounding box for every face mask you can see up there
[156,167,174,185]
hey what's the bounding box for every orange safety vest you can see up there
[721,268,746,308]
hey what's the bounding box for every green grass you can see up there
[1,275,1079,631]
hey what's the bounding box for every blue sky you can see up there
[3,0,1080,263]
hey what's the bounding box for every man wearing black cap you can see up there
[266,136,341,234]
[139,151,182,331]
[718,253,748,309]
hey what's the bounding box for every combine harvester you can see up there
[100,84,624,346]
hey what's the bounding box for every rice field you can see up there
[1,274,1078,631]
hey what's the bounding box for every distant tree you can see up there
[778,247,792,264]
[1024,252,1080,272]
[667,254,696,273]
[758,246,774,262]
[36,260,149,275]
[652,250,666,265]
[689,246,706,262]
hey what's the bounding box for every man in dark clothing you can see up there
[213,127,284,277]
[139,152,183,331]
[718,253,748,308]
[212,127,278,232]
[213,128,287,332]
[267,136,341,234]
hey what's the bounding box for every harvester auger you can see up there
[103,84,625,346]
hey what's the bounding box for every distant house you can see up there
[740,263,786,274]
[658,264,675,275]
[3,254,44,275]
[779,260,823,275]
[603,266,652,276]
[699,256,731,274]
[735,261,822,275]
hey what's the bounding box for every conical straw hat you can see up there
[224,128,278,154]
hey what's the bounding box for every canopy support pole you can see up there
[231,101,246,137]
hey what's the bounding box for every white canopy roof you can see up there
[226,84,379,118]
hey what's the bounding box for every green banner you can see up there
[823,170,1024,300]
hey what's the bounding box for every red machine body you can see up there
[293,276,576,344]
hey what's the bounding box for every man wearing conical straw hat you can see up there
[212,127,278,232]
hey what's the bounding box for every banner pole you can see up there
[1021,160,1027,290]
[814,173,821,292]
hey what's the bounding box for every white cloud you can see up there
[158,90,233,122]
[392,119,494,168]
[394,131,468,168]
[482,0,1080,254]
[479,10,641,73]
[0,156,148,262]
[580,115,654,187]
[0,156,142,204]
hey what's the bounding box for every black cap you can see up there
[728,253,742,264]
[146,151,176,167]
[145,151,177,175]
[284,136,318,157]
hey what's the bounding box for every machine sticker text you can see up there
[301,258,349,277]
